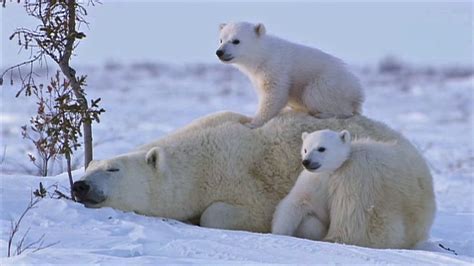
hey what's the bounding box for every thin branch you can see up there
[0,146,6,165]
[6,188,60,257]
[7,194,41,257]
[32,240,60,253]
[54,189,71,200]
[16,227,31,255]
[0,53,43,82]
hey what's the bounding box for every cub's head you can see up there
[301,129,351,173]
[216,22,266,64]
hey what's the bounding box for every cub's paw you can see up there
[271,224,294,236]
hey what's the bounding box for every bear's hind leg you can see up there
[200,202,265,232]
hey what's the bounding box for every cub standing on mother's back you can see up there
[216,22,365,128]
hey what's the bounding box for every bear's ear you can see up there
[146,147,160,169]
[339,130,351,143]
[86,159,98,170]
[255,23,266,37]
[301,132,308,141]
[219,23,226,31]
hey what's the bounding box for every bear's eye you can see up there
[232,39,240,45]
[220,39,223,44]
[318,147,326,152]
[107,168,120,172]
[304,149,307,153]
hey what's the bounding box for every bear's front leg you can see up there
[246,77,289,128]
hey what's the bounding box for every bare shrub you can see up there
[1,0,103,172]
[21,71,104,199]
[7,193,59,257]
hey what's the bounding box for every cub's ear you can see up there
[339,130,351,143]
[146,147,160,168]
[301,132,309,141]
[219,23,226,31]
[255,23,266,37]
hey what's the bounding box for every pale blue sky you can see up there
[1,1,473,67]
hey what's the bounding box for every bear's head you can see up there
[72,151,156,209]
[216,22,266,64]
[301,129,351,173]
[73,146,200,219]
[72,148,179,214]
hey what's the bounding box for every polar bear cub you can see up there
[272,129,348,240]
[272,129,436,248]
[216,22,364,128]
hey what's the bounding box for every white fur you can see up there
[272,129,436,248]
[272,170,330,240]
[217,22,365,128]
[77,111,434,240]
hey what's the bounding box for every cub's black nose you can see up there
[216,50,224,57]
[302,159,310,167]
[72,181,90,198]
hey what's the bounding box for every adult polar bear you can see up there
[73,111,435,247]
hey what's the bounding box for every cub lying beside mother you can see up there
[273,129,436,249]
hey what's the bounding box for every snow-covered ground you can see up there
[1,62,473,264]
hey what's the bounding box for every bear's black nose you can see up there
[72,180,90,199]
[302,159,310,167]
[216,50,224,57]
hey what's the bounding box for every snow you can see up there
[1,62,473,264]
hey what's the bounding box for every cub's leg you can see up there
[272,171,321,235]
[295,215,328,240]
[272,195,307,236]
[247,77,289,128]
[273,171,329,238]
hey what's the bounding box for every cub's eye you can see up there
[107,168,119,172]
[220,39,223,44]
[232,39,240,45]
[304,149,307,153]
[318,147,326,152]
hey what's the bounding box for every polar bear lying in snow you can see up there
[73,111,434,248]
[272,129,436,248]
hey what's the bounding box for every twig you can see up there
[0,145,6,165]
[7,191,60,257]
[0,54,43,82]
[54,189,71,200]
[439,243,458,255]
[7,194,41,257]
